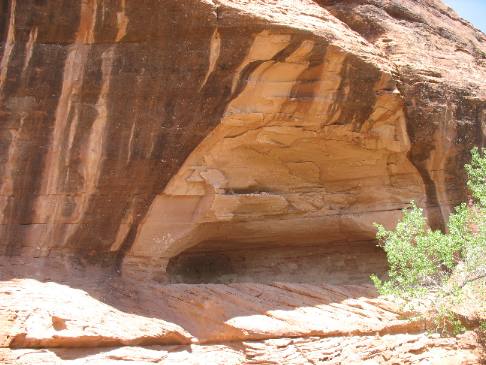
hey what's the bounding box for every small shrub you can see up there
[372,148,486,334]
[372,201,460,297]
[466,147,486,207]
[431,307,467,337]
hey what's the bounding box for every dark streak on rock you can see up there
[112,12,263,270]
[1,1,82,255]
[400,79,446,231]
[330,54,380,131]
[0,0,11,45]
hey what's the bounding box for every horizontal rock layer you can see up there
[2,333,482,365]
[0,262,483,364]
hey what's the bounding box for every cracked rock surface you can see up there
[0,261,484,364]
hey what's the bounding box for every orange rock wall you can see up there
[0,0,485,278]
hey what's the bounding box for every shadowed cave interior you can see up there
[166,239,387,285]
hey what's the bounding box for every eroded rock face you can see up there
[123,0,486,282]
[1,0,484,273]
[319,0,486,230]
[1,0,485,363]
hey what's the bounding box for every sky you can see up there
[445,0,486,33]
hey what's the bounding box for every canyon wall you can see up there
[1,0,484,282]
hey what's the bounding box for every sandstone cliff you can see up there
[1,0,485,363]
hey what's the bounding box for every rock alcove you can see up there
[166,240,387,284]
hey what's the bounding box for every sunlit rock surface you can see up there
[0,0,485,363]
[0,262,483,364]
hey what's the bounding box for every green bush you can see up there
[372,148,486,332]
[466,148,486,206]
[371,201,458,296]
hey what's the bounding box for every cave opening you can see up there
[166,240,387,285]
